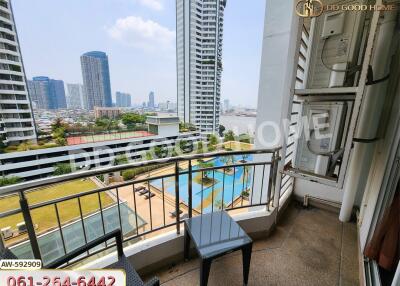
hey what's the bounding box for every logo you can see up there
[295,0,324,18]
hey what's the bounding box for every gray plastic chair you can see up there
[46,229,159,286]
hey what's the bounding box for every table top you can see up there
[184,211,252,259]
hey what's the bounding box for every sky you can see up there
[12,0,266,108]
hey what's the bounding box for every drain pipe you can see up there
[339,11,398,222]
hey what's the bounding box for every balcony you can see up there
[0,148,360,285]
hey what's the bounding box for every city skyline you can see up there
[12,0,265,108]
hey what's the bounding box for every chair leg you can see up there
[184,229,190,261]
[200,258,212,286]
[242,243,252,286]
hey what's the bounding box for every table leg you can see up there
[184,228,190,261]
[200,258,212,286]
[242,243,252,286]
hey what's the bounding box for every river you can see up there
[220,115,256,135]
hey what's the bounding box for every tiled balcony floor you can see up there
[145,202,359,286]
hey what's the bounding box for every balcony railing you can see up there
[0,148,281,267]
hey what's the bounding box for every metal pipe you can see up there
[340,11,398,222]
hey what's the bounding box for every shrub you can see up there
[54,163,72,176]
[122,169,136,181]
[0,176,21,187]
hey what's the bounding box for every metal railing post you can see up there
[188,160,193,218]
[266,152,276,211]
[175,161,180,234]
[273,150,283,210]
[19,192,41,260]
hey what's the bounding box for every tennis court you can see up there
[66,130,154,145]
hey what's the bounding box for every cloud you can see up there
[107,16,175,52]
[138,0,163,11]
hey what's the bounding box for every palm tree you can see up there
[197,160,214,179]
[214,199,227,210]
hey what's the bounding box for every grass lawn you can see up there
[0,179,114,245]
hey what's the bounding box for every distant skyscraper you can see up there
[0,0,36,144]
[115,92,131,108]
[28,79,48,109]
[51,79,67,109]
[177,0,227,133]
[224,99,230,112]
[80,51,112,110]
[66,83,86,109]
[148,91,155,109]
[28,77,66,110]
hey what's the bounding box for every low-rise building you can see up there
[146,116,180,137]
[94,107,122,119]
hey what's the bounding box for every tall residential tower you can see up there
[66,83,86,109]
[80,51,112,110]
[176,0,226,133]
[28,77,66,110]
[0,0,36,145]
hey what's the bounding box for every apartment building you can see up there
[0,0,36,145]
[176,0,227,133]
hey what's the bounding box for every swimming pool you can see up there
[151,155,253,213]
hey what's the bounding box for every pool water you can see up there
[151,155,253,213]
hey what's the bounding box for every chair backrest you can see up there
[0,248,18,259]
[46,229,124,269]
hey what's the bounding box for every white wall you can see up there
[157,124,179,137]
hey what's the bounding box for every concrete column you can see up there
[253,0,299,207]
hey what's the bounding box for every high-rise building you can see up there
[148,91,155,109]
[28,77,66,110]
[51,79,67,109]
[176,0,227,133]
[66,83,86,109]
[223,99,230,112]
[115,91,131,108]
[0,1,36,145]
[80,51,112,110]
[28,79,48,109]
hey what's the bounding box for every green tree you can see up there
[197,141,205,154]
[224,130,235,142]
[54,163,72,176]
[207,134,219,152]
[121,113,146,127]
[214,199,227,210]
[51,118,66,132]
[0,135,5,153]
[115,154,128,165]
[145,151,153,161]
[239,133,251,144]
[220,155,235,172]
[179,139,192,153]
[207,134,219,145]
[197,160,214,179]
[218,125,226,137]
[154,145,168,158]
